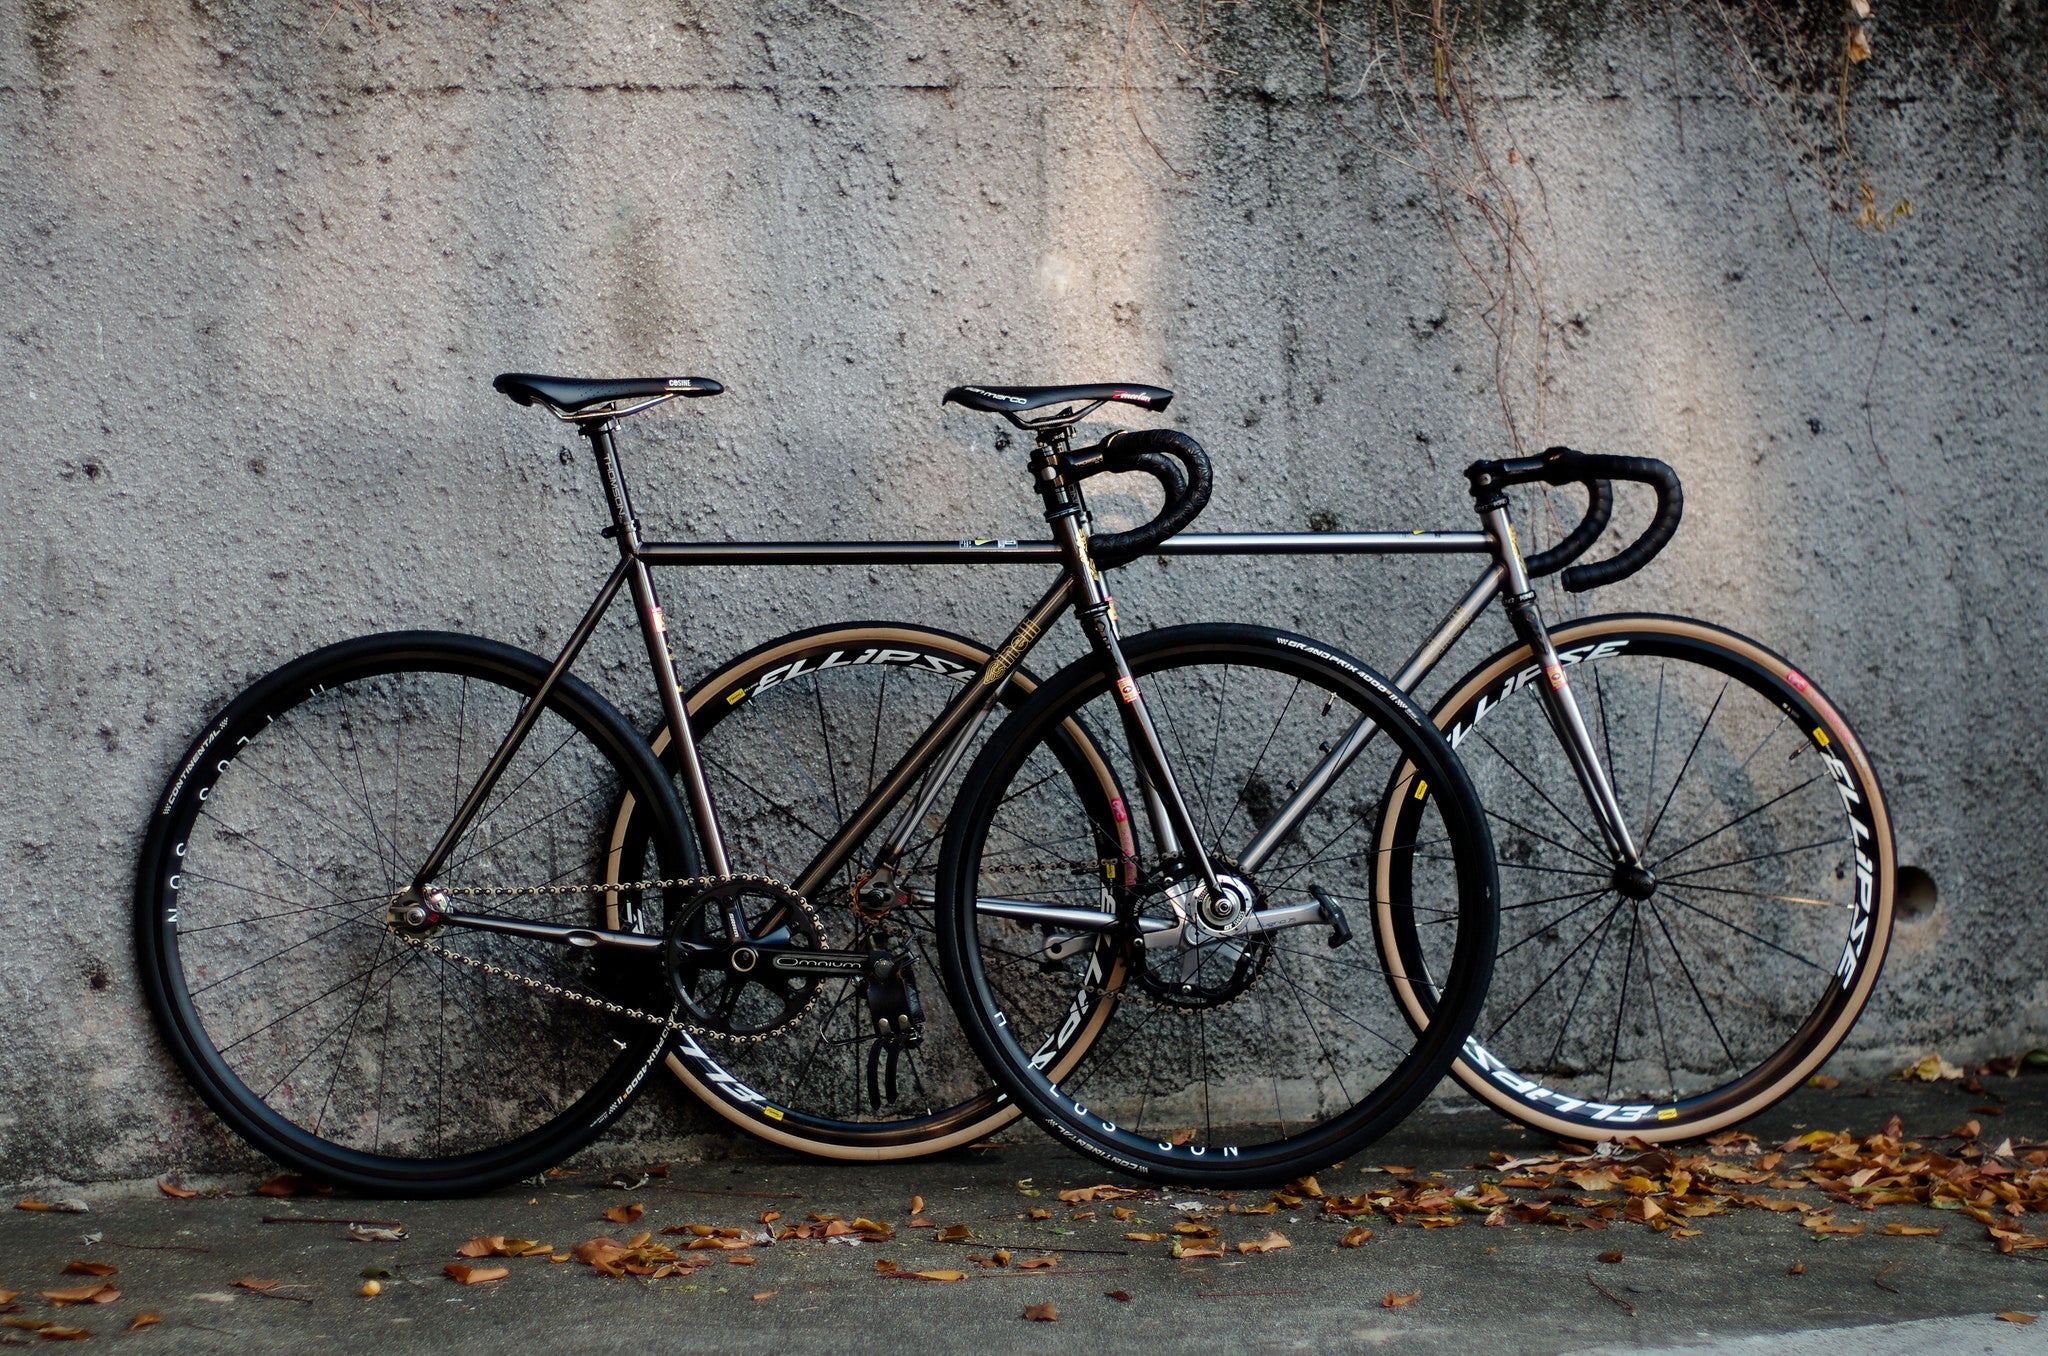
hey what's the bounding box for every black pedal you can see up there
[1309,885,1354,949]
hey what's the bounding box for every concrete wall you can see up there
[2,0,2042,1180]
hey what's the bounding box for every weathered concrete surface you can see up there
[0,1078,2043,1354]
[1,2,2044,1179]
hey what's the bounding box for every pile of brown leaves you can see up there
[1275,1116,2048,1254]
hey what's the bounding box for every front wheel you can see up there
[938,625,1499,1186]
[1374,614,1895,1141]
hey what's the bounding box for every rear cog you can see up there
[1132,858,1272,1011]
[665,877,824,1040]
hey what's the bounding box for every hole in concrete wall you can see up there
[1895,866,1938,921]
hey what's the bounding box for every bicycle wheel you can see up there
[937,624,1499,1185]
[609,624,1127,1159]
[136,632,698,1196]
[1374,614,1894,1140]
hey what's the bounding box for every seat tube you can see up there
[1036,441,1224,905]
[1476,495,1641,867]
[589,422,732,878]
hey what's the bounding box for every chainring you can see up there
[665,878,826,1040]
[1131,858,1273,1011]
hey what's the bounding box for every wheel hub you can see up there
[1613,863,1658,901]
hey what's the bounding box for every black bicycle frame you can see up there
[407,407,1652,963]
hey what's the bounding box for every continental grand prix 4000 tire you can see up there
[135,632,698,1196]
[608,623,1126,1160]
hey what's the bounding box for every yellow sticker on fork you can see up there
[1115,676,1139,705]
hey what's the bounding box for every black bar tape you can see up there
[1069,429,1214,568]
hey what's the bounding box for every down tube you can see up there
[1237,567,1502,875]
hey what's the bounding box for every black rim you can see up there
[622,626,1125,1150]
[941,625,1497,1183]
[135,633,693,1191]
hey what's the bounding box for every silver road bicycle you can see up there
[135,374,1500,1192]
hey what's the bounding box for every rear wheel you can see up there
[1374,615,1894,1140]
[135,633,697,1196]
[610,624,1126,1160]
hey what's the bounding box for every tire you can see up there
[1374,615,1894,1141]
[937,624,1499,1186]
[609,624,1127,1160]
[135,632,699,1196]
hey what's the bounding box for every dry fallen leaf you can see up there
[1806,1074,1841,1090]
[913,1270,967,1283]
[444,1263,509,1285]
[38,1285,118,1307]
[59,1262,117,1278]
[1015,1256,1058,1270]
[908,1196,924,1216]
[1788,1261,1806,1275]
[1997,1312,2037,1324]
[759,1210,781,1225]
[1111,1206,1139,1221]
[1124,1232,1166,1243]
[1027,1208,1052,1221]
[129,1313,161,1331]
[992,1250,1012,1267]
[1596,1251,1624,1264]
[937,1224,975,1242]
[360,1280,382,1297]
[255,1174,324,1199]
[1882,1224,1942,1237]
[1899,1054,1963,1082]
[1383,1290,1422,1308]
[751,1290,776,1302]
[1022,1302,1058,1322]
[1237,1231,1291,1254]
[602,1203,645,1225]
[38,1327,91,1341]
[727,1255,757,1266]
[1340,1227,1372,1247]
[1105,1290,1131,1302]
[157,1180,199,1200]
[1804,1217,1867,1236]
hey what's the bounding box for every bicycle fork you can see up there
[1471,497,1648,881]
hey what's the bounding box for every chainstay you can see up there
[402,872,812,1044]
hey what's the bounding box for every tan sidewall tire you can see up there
[611,624,1122,1161]
[1376,614,1894,1143]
